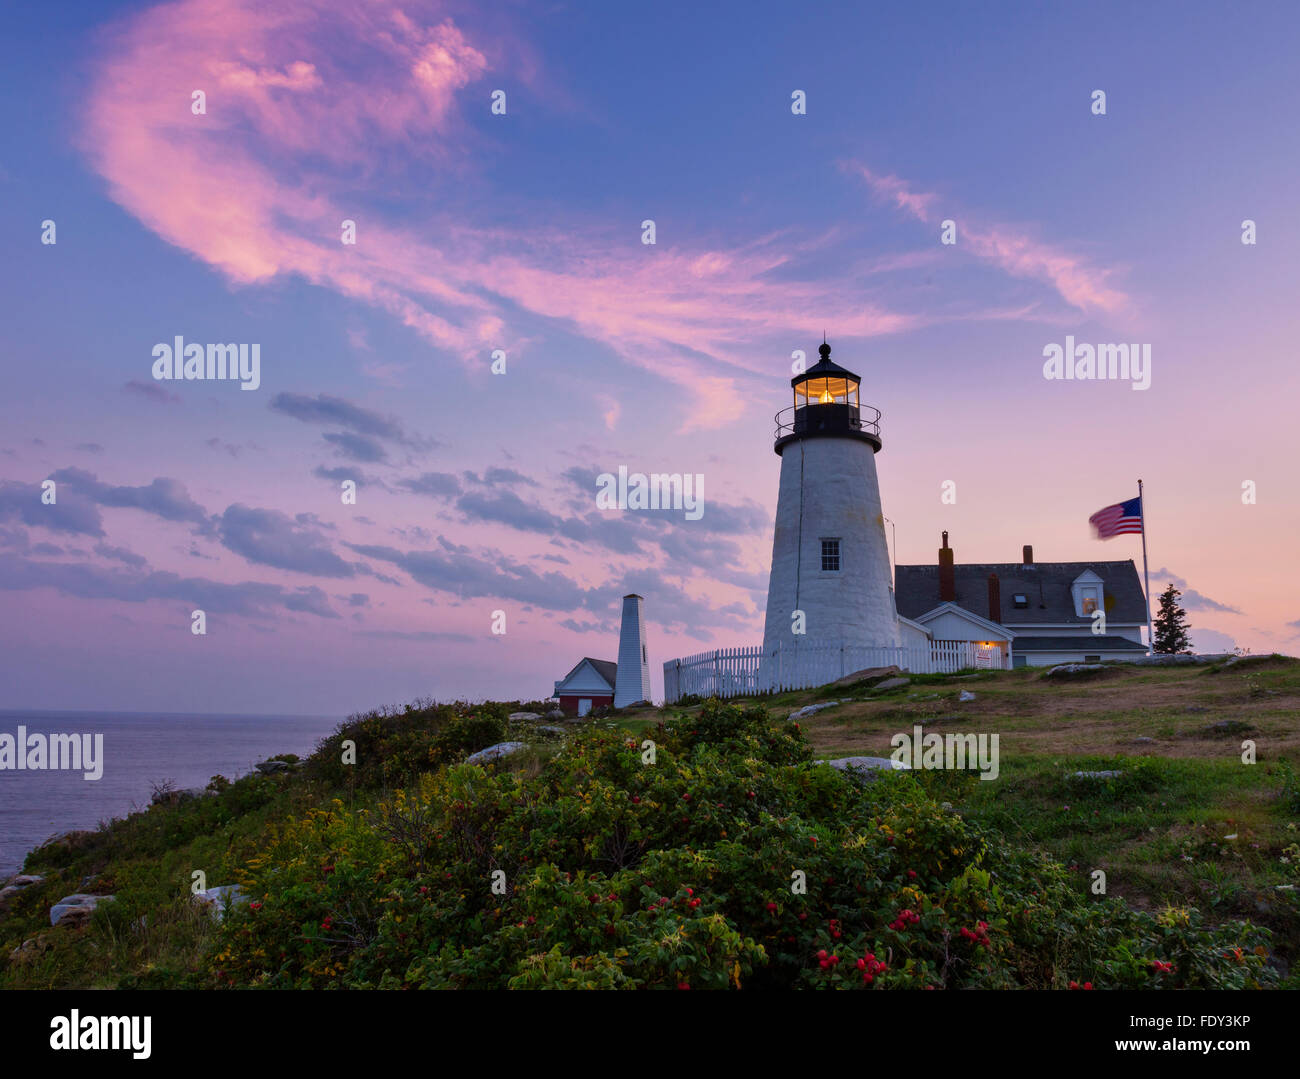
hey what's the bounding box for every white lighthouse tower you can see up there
[761,342,900,685]
[613,593,652,707]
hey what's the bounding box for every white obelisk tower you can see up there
[761,343,900,685]
[614,593,652,706]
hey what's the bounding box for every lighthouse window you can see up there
[820,538,841,572]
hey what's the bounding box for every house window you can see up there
[1012,594,1029,609]
[820,538,840,572]
[1071,572,1105,618]
[642,644,647,663]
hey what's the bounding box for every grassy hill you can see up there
[0,656,1295,989]
[636,655,1300,963]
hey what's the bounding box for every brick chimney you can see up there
[988,573,1001,624]
[1022,544,1034,566]
[939,531,955,602]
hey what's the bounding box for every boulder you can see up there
[508,712,543,722]
[816,756,910,784]
[788,701,843,721]
[958,690,976,702]
[465,741,527,765]
[829,665,900,688]
[0,874,45,911]
[870,677,911,693]
[545,709,566,720]
[1043,663,1108,679]
[254,759,291,774]
[1123,653,1211,666]
[50,893,114,928]
[193,884,248,921]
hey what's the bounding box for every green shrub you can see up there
[204,700,1277,990]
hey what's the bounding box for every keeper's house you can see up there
[552,658,618,716]
[894,537,1148,667]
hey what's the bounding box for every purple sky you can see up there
[2,0,1297,714]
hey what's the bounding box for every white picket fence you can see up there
[662,641,1005,703]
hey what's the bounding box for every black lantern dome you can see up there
[774,342,881,455]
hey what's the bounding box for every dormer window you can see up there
[1071,570,1105,618]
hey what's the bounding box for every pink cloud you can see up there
[80,0,926,432]
[846,162,1129,314]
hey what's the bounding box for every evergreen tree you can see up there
[1153,583,1192,653]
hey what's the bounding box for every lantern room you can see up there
[774,342,882,455]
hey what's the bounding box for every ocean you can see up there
[0,710,344,879]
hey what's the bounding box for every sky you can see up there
[1,0,1298,715]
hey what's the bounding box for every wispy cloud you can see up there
[845,162,1129,314]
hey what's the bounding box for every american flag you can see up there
[1090,496,1143,538]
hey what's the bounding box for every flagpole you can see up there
[1138,478,1153,653]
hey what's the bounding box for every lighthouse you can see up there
[760,343,901,680]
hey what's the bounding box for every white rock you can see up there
[1068,770,1123,780]
[465,741,527,765]
[815,756,910,783]
[508,712,543,722]
[958,690,976,702]
[787,701,842,721]
[49,893,114,927]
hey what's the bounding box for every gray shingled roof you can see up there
[895,560,1147,626]
[1013,635,1146,652]
[588,658,619,687]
